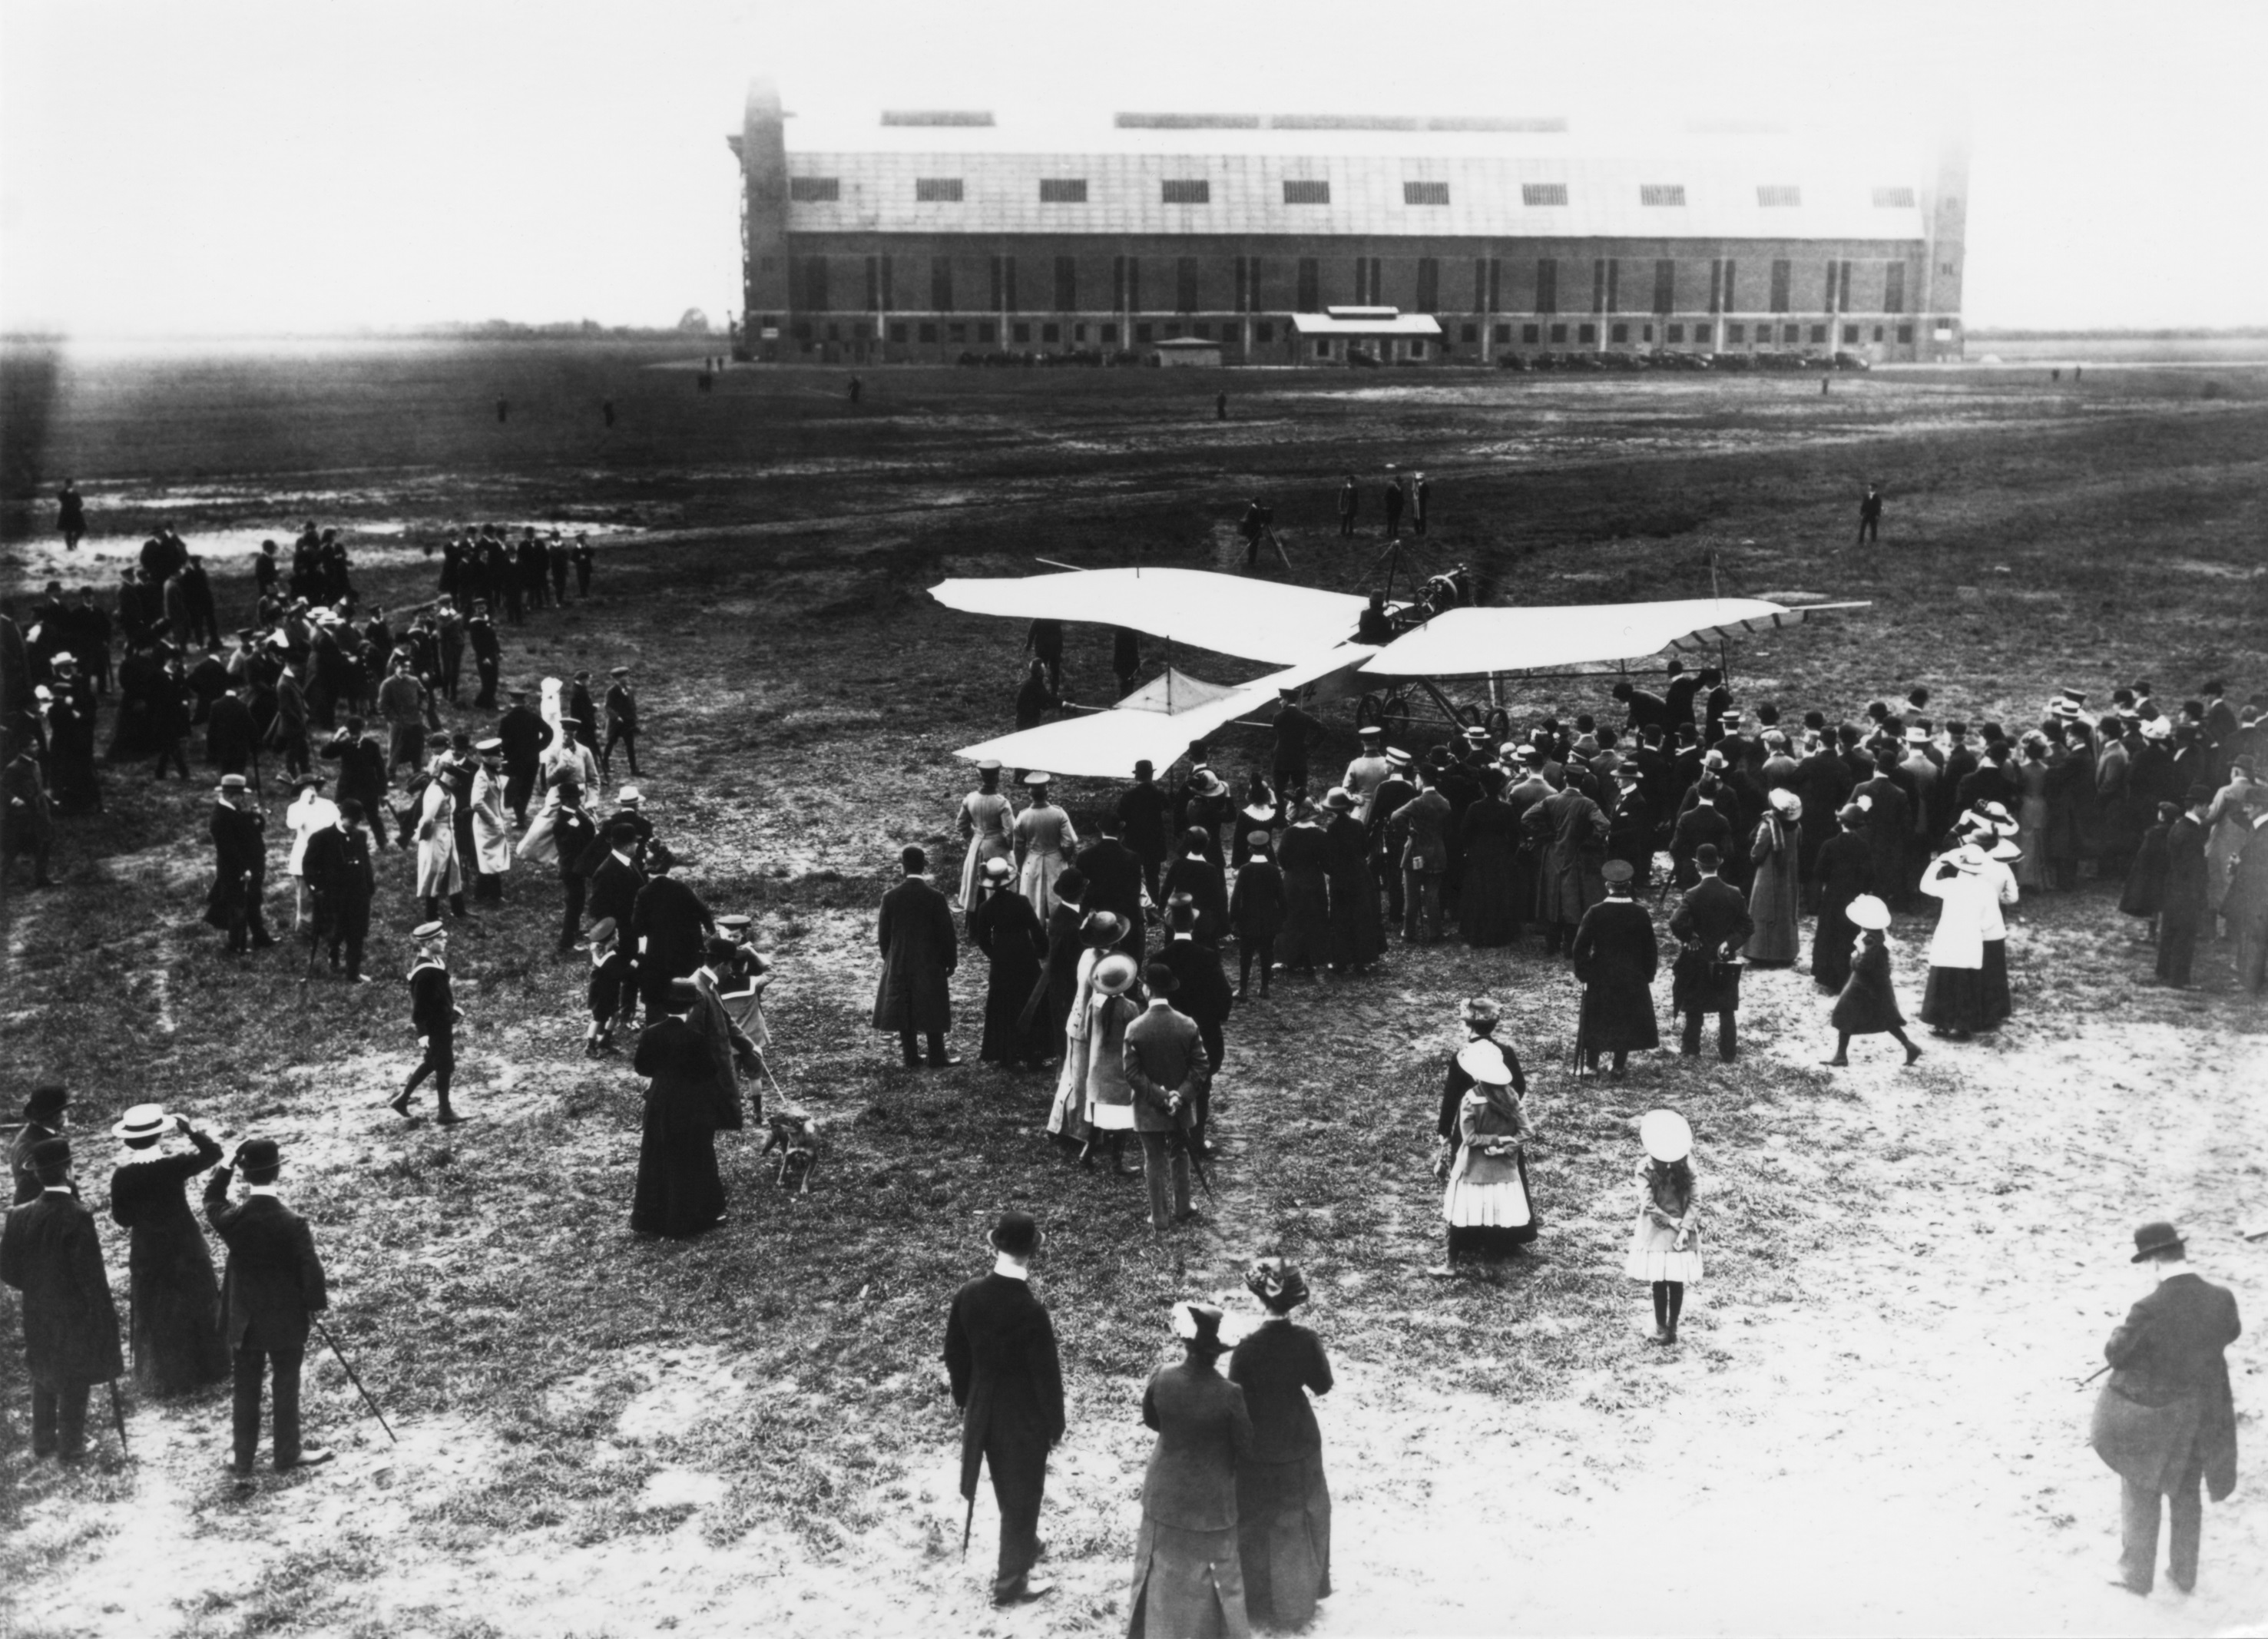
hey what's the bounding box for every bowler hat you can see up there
[667,976,700,1005]
[991,1210,1039,1257]
[2131,1221,2184,1263]
[237,1137,281,1176]
[1144,961,1179,994]
[25,1082,68,1119]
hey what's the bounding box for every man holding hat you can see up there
[2091,1221,2242,1596]
[1123,961,1207,1230]
[2,1135,124,1461]
[108,1106,230,1395]
[302,799,377,981]
[942,1210,1065,1607]
[204,1137,332,1476]
[874,845,962,1068]
[10,1084,71,1205]
[1571,859,1660,1078]
[601,665,640,782]
[395,922,464,1123]
[204,772,276,955]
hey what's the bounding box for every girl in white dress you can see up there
[1624,1109,1702,1345]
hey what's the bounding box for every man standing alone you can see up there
[873,845,961,1068]
[204,1137,332,1479]
[2,1138,124,1462]
[1856,483,1884,545]
[943,1211,1064,1608]
[2091,1221,2240,1597]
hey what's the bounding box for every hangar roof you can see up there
[766,111,1935,241]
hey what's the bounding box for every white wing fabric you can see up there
[1361,598,1846,678]
[930,568,1367,666]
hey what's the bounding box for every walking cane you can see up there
[313,1317,399,1443]
[962,1487,976,1559]
[108,1379,130,1459]
[2074,1363,2111,1393]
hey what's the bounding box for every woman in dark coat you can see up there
[1227,834,1284,998]
[1230,1261,1333,1630]
[1320,792,1385,971]
[1823,896,1922,1068]
[1031,867,1088,1039]
[1809,803,1876,992]
[1456,790,1523,947]
[1273,813,1332,977]
[2119,802,2177,937]
[1161,828,1231,948]
[1129,1303,1255,1639]
[1569,860,1659,1076]
[631,980,727,1238]
[1230,777,1278,869]
[107,1107,229,1396]
[968,859,1051,1067]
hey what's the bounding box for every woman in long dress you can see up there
[1128,1303,1255,1639]
[956,760,1015,912]
[1230,779,1278,869]
[1917,843,1992,1040]
[1439,1041,1538,1266]
[1822,895,1922,1068]
[630,978,727,1238]
[1045,912,1121,1149]
[1624,1110,1702,1346]
[1013,773,1078,919]
[1078,953,1141,1174]
[1230,1261,1333,1631]
[1227,833,1284,998]
[1162,827,1231,948]
[1456,789,1522,947]
[107,1107,230,1396]
[2014,735,2052,889]
[968,858,1051,1067]
[1743,790,1803,965]
[1975,833,2021,1029]
[1273,811,1332,976]
[1321,790,1386,971]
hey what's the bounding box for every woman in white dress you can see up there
[1045,912,1123,1151]
[1439,1041,1537,1268]
[283,773,339,929]
[1014,771,1079,919]
[1624,1109,1702,1346]
[956,760,1015,910]
[516,729,601,864]
[1917,841,1993,1039]
[414,771,465,922]
[468,738,515,900]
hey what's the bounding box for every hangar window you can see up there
[1283,179,1332,204]
[1162,180,1211,204]
[1667,324,1684,343]
[1897,323,1913,343]
[1014,323,1031,343]
[1578,323,1597,343]
[1768,259,1791,312]
[790,177,841,202]
[1522,183,1568,207]
[977,323,995,343]
[918,323,937,342]
[1535,258,1559,313]
[949,323,967,343]
[1810,324,1827,343]
[1640,184,1686,207]
[1492,323,1510,343]
[1611,323,1628,343]
[890,323,907,343]
[1756,184,1802,207]
[1844,324,1859,343]
[1462,323,1477,342]
[1415,257,1439,313]
[1038,179,1088,203]
[1521,324,1538,343]
[1136,323,1153,342]
[1727,323,1744,342]
[1885,263,1905,313]
[1055,257,1077,311]
[1783,323,1801,343]
[1296,258,1320,310]
[1548,323,1565,343]
[1872,186,1915,208]
[1404,181,1450,205]
[1102,323,1118,343]
[915,177,965,203]
[1255,323,1273,343]
[1176,258,1199,313]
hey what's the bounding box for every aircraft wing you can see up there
[930,568,1368,666]
[955,648,1375,780]
[1359,598,1863,678]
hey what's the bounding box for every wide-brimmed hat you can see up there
[1846,895,1892,931]
[716,913,753,932]
[982,857,1014,885]
[1172,1300,1230,1356]
[2131,1221,2184,1263]
[581,916,619,945]
[1640,1109,1694,1164]
[1191,770,1230,798]
[1968,802,2019,838]
[1242,802,1274,823]
[1987,837,2022,863]
[1323,787,1354,813]
[1456,1042,1514,1086]
[1093,953,1139,995]
[112,1104,171,1141]
[1357,724,1384,740]
[975,758,1002,773]
[1768,788,1801,818]
[1081,911,1124,949]
[1461,995,1500,1026]
[1246,1257,1309,1312]
[1945,843,1987,872]
[1903,725,1930,744]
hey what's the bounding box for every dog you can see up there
[760,1111,823,1193]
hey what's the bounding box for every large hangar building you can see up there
[728,79,1967,366]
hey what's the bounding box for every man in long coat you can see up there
[204,773,275,953]
[943,1211,1065,1608]
[2091,1221,2241,1597]
[1852,750,1914,909]
[1524,776,1610,957]
[1,1137,124,1462]
[2155,789,2214,988]
[1074,817,1147,965]
[1667,844,1756,1062]
[302,800,377,981]
[1570,859,1659,1078]
[495,687,551,826]
[2219,801,2268,997]
[204,1137,332,1476]
[874,845,960,1067]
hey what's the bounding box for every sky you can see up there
[3,0,2265,335]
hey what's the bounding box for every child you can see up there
[1624,1110,1701,1346]
[584,916,635,1057]
[1823,894,1922,1067]
[1228,829,1285,998]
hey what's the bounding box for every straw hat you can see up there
[1846,895,1891,931]
[1768,788,1802,819]
[112,1104,172,1142]
[1093,953,1139,995]
[1640,1109,1694,1164]
[1456,1042,1514,1085]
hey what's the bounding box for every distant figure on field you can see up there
[1856,483,1882,545]
[849,375,863,404]
[57,482,86,551]
[1382,473,1404,539]
[1215,392,1227,421]
[602,399,616,429]
[495,398,508,424]
[1336,474,1358,538]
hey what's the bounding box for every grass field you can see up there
[2,342,2266,1637]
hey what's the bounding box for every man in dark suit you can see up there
[1,1137,124,1462]
[1852,752,1914,909]
[568,671,600,752]
[8,1083,70,1206]
[1074,815,1147,965]
[2092,1221,2242,1597]
[495,687,552,826]
[1116,761,1172,906]
[267,660,310,776]
[632,844,714,1025]
[585,819,647,934]
[204,773,275,954]
[943,1210,1064,1607]
[1123,965,1209,1230]
[601,665,640,780]
[1667,844,1756,1062]
[395,921,463,1124]
[320,717,391,847]
[1157,899,1233,1083]
[873,845,960,1067]
[204,1137,331,1478]
[1366,750,1416,924]
[467,604,502,707]
[303,800,377,981]
[1570,859,1660,1078]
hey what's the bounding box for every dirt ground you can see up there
[2,343,2265,1638]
